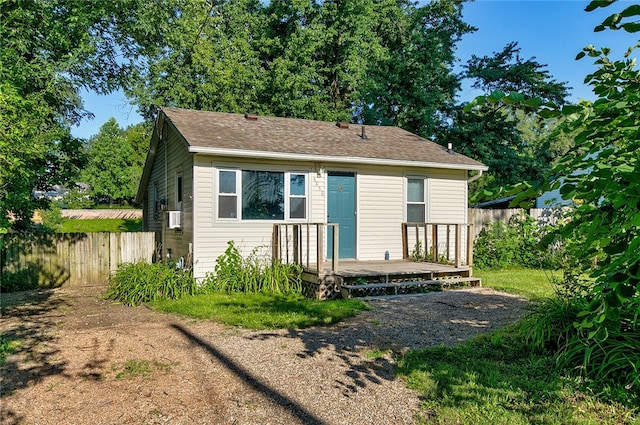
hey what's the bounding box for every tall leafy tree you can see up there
[123,0,472,131]
[438,42,570,201]
[0,0,151,229]
[357,0,473,137]
[82,119,150,204]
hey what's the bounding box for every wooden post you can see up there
[401,223,408,259]
[446,225,451,262]
[431,224,438,262]
[284,225,289,263]
[466,224,474,269]
[306,223,310,270]
[455,224,462,268]
[272,225,280,262]
[423,224,428,259]
[293,224,300,265]
[332,224,339,272]
[317,223,324,275]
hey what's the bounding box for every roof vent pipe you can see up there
[447,142,453,153]
[361,126,368,140]
[244,113,258,121]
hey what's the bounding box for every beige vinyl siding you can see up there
[143,129,194,263]
[357,168,405,260]
[192,157,319,280]
[429,169,468,223]
[429,169,469,263]
[190,157,471,278]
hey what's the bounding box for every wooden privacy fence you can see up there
[0,232,155,288]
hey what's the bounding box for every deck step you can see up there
[340,276,481,299]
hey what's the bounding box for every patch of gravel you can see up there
[0,286,528,425]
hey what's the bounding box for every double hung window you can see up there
[406,177,426,222]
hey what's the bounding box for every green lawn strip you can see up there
[150,291,369,330]
[59,218,142,233]
[475,268,558,299]
[397,327,638,425]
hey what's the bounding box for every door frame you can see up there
[326,170,358,260]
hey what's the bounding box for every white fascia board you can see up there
[188,146,488,171]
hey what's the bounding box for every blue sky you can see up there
[71,0,639,139]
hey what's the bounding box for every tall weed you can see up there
[521,270,640,395]
[106,261,197,306]
[203,241,302,294]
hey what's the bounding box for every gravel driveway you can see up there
[0,286,528,424]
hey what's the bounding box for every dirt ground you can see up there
[0,286,529,425]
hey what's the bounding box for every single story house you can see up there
[136,107,487,282]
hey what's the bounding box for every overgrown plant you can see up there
[106,261,197,306]
[203,241,303,294]
[474,212,562,269]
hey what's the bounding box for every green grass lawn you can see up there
[59,218,142,233]
[397,268,639,424]
[151,291,369,330]
[475,268,560,299]
[398,326,638,425]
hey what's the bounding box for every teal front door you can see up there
[327,172,356,259]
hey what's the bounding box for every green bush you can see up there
[521,272,640,395]
[474,212,562,269]
[202,241,303,294]
[0,268,40,293]
[106,261,197,306]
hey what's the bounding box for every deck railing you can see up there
[272,223,339,274]
[401,222,474,267]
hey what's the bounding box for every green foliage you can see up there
[501,1,640,391]
[474,212,562,270]
[61,187,94,209]
[106,261,197,306]
[124,0,471,137]
[439,42,571,201]
[82,118,149,205]
[0,0,146,230]
[0,269,40,293]
[0,334,21,364]
[40,203,63,232]
[151,291,369,330]
[521,271,640,392]
[203,241,303,294]
[397,326,639,424]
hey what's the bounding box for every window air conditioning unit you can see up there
[168,211,182,229]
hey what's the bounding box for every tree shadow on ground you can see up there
[171,323,328,425]
[1,290,69,423]
[243,290,529,398]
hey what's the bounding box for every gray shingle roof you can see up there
[161,107,486,170]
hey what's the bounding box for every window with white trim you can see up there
[406,177,426,222]
[218,170,238,218]
[217,169,307,220]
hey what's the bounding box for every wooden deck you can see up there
[300,260,481,299]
